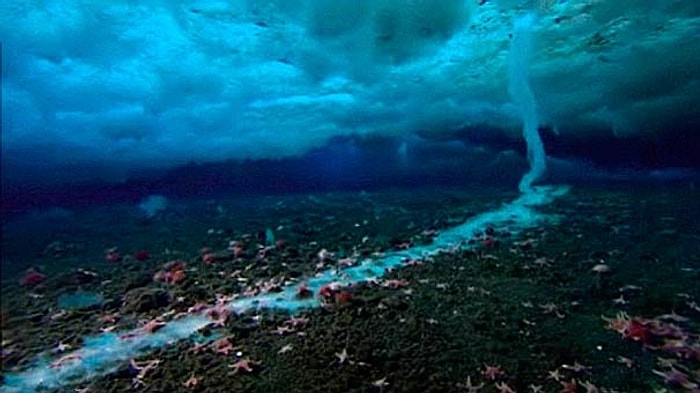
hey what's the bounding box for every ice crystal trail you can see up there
[1,186,569,392]
[509,13,546,193]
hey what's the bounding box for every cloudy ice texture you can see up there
[2,0,699,185]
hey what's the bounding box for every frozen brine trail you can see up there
[1,186,569,392]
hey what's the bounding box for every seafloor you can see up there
[1,183,699,393]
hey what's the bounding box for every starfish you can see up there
[494,382,516,393]
[285,316,309,327]
[210,337,237,355]
[274,325,295,335]
[278,344,293,354]
[205,306,230,327]
[580,380,600,393]
[562,361,591,374]
[98,313,119,323]
[335,348,349,364]
[53,342,72,353]
[129,358,161,387]
[656,357,677,368]
[141,319,167,334]
[182,374,199,388]
[686,300,700,312]
[456,376,484,392]
[372,377,389,388]
[560,378,578,393]
[189,342,207,354]
[482,364,504,380]
[652,368,697,388]
[612,295,629,306]
[49,353,82,369]
[228,358,259,373]
[547,368,563,381]
[529,384,544,393]
[617,356,634,368]
[539,303,565,318]
[381,279,409,289]
[50,310,68,320]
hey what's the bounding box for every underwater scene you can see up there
[1,1,699,392]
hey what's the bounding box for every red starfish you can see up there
[560,378,578,393]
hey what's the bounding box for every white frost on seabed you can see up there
[1,185,569,392]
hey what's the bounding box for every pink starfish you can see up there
[49,353,82,369]
[182,374,199,388]
[141,319,166,334]
[187,302,209,313]
[228,358,259,373]
[494,382,516,393]
[381,279,409,289]
[482,364,504,380]
[206,306,230,327]
[274,325,295,335]
[210,337,237,355]
[98,313,119,323]
[189,342,207,354]
[285,316,309,327]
